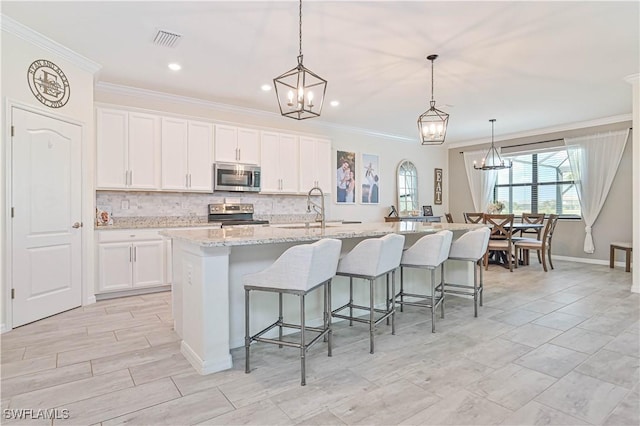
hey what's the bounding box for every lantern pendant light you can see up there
[418,54,449,145]
[273,0,327,120]
[474,119,513,170]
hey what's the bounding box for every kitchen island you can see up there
[162,221,484,374]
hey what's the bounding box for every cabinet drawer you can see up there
[97,229,163,243]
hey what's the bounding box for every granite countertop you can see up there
[161,222,485,247]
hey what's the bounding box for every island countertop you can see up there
[160,221,484,247]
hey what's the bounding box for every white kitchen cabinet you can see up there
[214,125,259,165]
[299,136,332,194]
[96,108,160,190]
[161,118,213,192]
[97,230,166,293]
[260,131,299,193]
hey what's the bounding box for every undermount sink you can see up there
[272,223,342,230]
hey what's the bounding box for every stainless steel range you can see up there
[208,203,269,227]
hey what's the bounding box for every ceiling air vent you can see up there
[153,30,182,48]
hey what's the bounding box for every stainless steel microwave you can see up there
[213,163,261,192]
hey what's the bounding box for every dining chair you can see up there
[520,213,545,239]
[445,213,454,223]
[514,214,559,272]
[464,212,484,224]
[483,214,515,272]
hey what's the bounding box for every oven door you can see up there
[214,163,260,192]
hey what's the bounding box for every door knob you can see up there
[72,222,82,228]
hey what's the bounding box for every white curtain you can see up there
[564,129,630,253]
[463,150,498,212]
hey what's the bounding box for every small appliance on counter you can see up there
[214,163,261,192]
[208,203,269,227]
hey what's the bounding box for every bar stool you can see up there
[332,233,405,354]
[395,230,453,332]
[244,238,342,386]
[444,227,491,317]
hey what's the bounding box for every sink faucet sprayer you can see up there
[306,186,325,229]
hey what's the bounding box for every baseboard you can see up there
[553,255,633,268]
[95,285,171,301]
[85,295,97,306]
[180,341,232,375]
[1,323,9,334]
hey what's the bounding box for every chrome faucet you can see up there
[306,186,325,229]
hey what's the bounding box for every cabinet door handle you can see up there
[238,148,241,161]
[186,174,189,188]
[129,246,132,262]
[189,174,192,188]
[133,246,137,262]
[235,148,239,161]
[129,170,133,186]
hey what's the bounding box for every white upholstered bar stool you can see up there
[444,227,491,317]
[244,238,342,386]
[395,230,453,333]
[332,233,405,354]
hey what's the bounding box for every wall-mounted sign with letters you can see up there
[434,168,443,205]
[27,59,71,108]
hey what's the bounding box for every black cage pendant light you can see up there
[474,119,512,170]
[273,0,327,120]
[418,54,449,145]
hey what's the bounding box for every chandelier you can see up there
[273,0,327,120]
[474,119,512,170]
[418,54,449,145]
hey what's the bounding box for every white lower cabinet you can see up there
[97,230,166,293]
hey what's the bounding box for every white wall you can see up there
[1,18,98,330]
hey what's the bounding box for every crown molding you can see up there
[447,113,633,149]
[1,14,101,74]
[94,81,416,143]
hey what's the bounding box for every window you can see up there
[494,149,580,217]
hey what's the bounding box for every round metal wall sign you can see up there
[27,59,70,108]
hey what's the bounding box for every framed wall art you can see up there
[434,168,443,205]
[361,153,379,204]
[336,150,356,203]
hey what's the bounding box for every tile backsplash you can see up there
[96,191,322,224]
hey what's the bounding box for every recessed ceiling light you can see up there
[168,63,181,71]
[261,84,272,91]
[330,100,340,107]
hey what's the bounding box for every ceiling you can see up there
[2,1,638,144]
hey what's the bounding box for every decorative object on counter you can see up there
[361,153,379,204]
[336,150,356,203]
[95,206,113,226]
[434,168,443,205]
[486,201,505,214]
[273,0,327,120]
[474,119,512,170]
[418,54,449,145]
[397,160,418,215]
[422,205,433,216]
[388,205,399,218]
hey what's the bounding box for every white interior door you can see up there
[11,107,82,327]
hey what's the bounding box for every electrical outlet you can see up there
[121,199,130,210]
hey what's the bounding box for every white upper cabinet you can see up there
[299,137,332,194]
[260,131,299,193]
[96,108,160,190]
[215,125,259,165]
[161,118,213,192]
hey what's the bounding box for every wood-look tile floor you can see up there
[1,261,638,425]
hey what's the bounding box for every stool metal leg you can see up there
[327,280,333,357]
[278,293,283,348]
[391,269,396,335]
[479,260,484,306]
[245,289,250,374]
[400,266,405,312]
[300,294,306,386]
[349,277,354,326]
[473,260,478,317]
[369,278,375,354]
[440,264,445,319]
[386,273,390,326]
[431,269,436,333]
